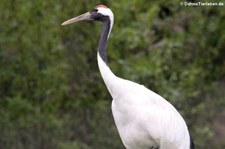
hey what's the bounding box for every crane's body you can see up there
[62,4,195,149]
[99,53,190,149]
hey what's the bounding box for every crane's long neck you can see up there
[98,19,111,64]
[97,19,119,95]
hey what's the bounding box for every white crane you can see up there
[62,4,195,149]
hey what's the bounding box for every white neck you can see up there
[97,52,119,97]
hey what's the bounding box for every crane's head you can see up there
[61,5,114,25]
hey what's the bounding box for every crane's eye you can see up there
[93,9,98,12]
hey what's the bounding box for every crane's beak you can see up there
[61,12,92,26]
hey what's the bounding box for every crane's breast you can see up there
[112,100,159,149]
[110,80,190,149]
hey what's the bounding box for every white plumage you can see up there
[98,52,190,149]
[62,4,194,149]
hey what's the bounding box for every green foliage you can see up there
[0,0,224,148]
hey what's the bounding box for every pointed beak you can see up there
[61,12,92,26]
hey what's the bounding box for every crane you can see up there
[62,4,195,149]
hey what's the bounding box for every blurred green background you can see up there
[0,0,225,148]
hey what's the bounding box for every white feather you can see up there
[62,4,193,149]
[98,49,190,149]
[96,7,191,149]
